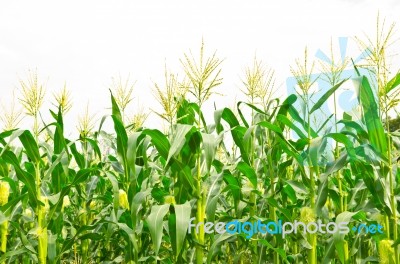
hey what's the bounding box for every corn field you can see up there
[1,17,400,264]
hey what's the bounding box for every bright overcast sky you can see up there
[0,0,399,135]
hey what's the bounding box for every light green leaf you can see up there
[146,204,170,255]
[170,202,191,257]
[167,124,194,164]
[310,79,348,114]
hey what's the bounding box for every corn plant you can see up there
[1,16,400,264]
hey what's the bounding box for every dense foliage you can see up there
[1,19,400,264]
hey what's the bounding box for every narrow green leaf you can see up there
[277,114,307,139]
[1,150,38,207]
[110,90,123,122]
[384,71,400,95]
[105,172,120,212]
[354,76,387,154]
[19,130,41,163]
[236,161,257,188]
[206,232,235,264]
[145,204,170,255]
[202,133,220,172]
[325,133,356,160]
[310,79,348,114]
[142,129,170,160]
[214,108,240,133]
[170,202,191,256]
[167,124,194,164]
[111,115,128,163]
[53,107,66,154]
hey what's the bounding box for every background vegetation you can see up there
[1,15,400,264]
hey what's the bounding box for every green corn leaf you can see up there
[177,98,196,125]
[310,79,348,114]
[167,124,194,164]
[207,232,235,264]
[0,129,17,146]
[324,152,348,176]
[142,129,170,160]
[288,106,318,138]
[131,189,151,227]
[202,133,220,172]
[214,108,240,133]
[115,222,139,257]
[205,172,225,222]
[353,76,387,155]
[316,114,334,134]
[384,71,400,95]
[53,107,66,155]
[338,120,369,140]
[1,150,38,208]
[188,102,208,131]
[127,132,143,169]
[316,174,328,215]
[286,180,308,195]
[0,159,8,177]
[277,114,307,139]
[214,107,252,163]
[110,89,123,122]
[223,173,241,208]
[325,133,356,160]
[47,232,57,262]
[333,211,358,264]
[231,126,250,164]
[0,130,25,161]
[236,101,270,127]
[276,94,297,118]
[169,202,191,257]
[19,130,41,164]
[105,172,120,212]
[9,221,37,255]
[84,138,102,160]
[72,168,96,185]
[111,115,128,163]
[68,140,85,169]
[0,249,29,262]
[146,204,170,256]
[170,159,195,191]
[236,161,257,188]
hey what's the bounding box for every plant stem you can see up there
[333,92,344,213]
[0,220,7,261]
[307,104,317,264]
[250,107,258,263]
[36,162,47,264]
[195,109,205,264]
[333,86,349,262]
[267,136,279,264]
[386,110,398,264]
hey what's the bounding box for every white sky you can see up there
[0,0,399,136]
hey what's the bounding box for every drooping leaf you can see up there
[19,130,41,164]
[236,161,257,188]
[167,124,194,164]
[146,204,170,255]
[169,202,191,257]
[353,76,387,155]
[310,79,348,114]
